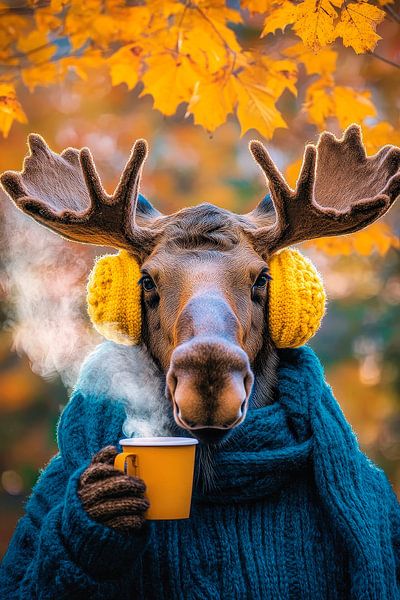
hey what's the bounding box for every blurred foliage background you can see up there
[0,0,399,558]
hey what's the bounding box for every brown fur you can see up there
[140,207,268,368]
[2,126,399,443]
[138,206,271,441]
[249,125,400,253]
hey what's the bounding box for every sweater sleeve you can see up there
[376,469,400,594]
[387,479,400,583]
[0,408,152,598]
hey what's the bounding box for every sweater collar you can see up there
[74,342,326,502]
[70,343,396,597]
[192,346,318,502]
[74,342,321,501]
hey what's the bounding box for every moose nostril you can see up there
[182,417,197,429]
[174,404,198,429]
[168,340,253,433]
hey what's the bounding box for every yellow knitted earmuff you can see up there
[87,250,142,345]
[268,248,326,348]
[86,248,325,349]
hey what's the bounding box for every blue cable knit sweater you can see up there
[1,344,399,599]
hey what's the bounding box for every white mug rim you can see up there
[119,436,199,447]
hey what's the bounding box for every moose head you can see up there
[2,125,399,444]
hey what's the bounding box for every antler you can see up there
[249,124,400,254]
[0,134,158,254]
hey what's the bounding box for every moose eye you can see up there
[253,270,271,289]
[139,275,156,292]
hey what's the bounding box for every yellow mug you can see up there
[114,437,199,520]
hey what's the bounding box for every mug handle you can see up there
[114,452,138,477]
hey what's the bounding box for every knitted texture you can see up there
[1,344,398,599]
[78,446,149,531]
[87,250,141,345]
[269,248,326,348]
[87,247,325,349]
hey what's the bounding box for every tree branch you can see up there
[383,4,400,24]
[370,51,400,70]
[0,2,49,16]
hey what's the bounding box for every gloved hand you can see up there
[78,445,150,532]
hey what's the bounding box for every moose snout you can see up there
[166,338,254,443]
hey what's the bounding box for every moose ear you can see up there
[246,194,275,227]
[136,193,162,221]
[252,194,274,216]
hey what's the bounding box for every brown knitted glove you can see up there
[78,445,150,532]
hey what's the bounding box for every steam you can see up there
[77,342,174,438]
[1,199,99,388]
[1,201,173,437]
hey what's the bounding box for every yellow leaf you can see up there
[361,122,400,154]
[241,0,280,13]
[307,222,399,256]
[333,86,376,128]
[93,15,120,39]
[141,54,198,116]
[270,59,298,96]
[180,26,232,75]
[108,45,142,90]
[65,1,151,49]
[261,3,297,36]
[304,81,375,128]
[196,2,243,33]
[234,76,286,139]
[0,9,31,59]
[140,23,181,57]
[39,0,66,10]
[304,79,336,128]
[35,0,63,32]
[241,55,298,98]
[21,52,106,91]
[284,43,338,76]
[0,83,27,138]
[35,13,62,33]
[60,52,105,82]
[285,158,303,188]
[21,62,61,92]
[353,222,398,255]
[187,75,237,131]
[177,6,241,74]
[335,2,385,54]
[293,0,343,51]
[17,30,55,64]
[118,7,154,44]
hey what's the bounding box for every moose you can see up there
[0,124,399,599]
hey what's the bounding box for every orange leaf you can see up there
[108,45,143,90]
[261,3,297,37]
[141,54,198,116]
[333,86,376,128]
[335,2,385,54]
[187,75,237,131]
[304,82,376,129]
[361,122,400,154]
[241,0,280,14]
[305,222,399,256]
[17,30,55,65]
[293,0,343,51]
[0,83,27,138]
[284,43,338,76]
